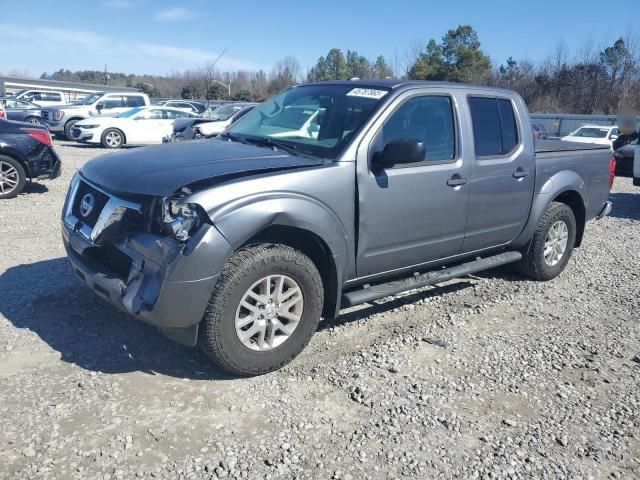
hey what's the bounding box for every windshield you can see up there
[571,127,608,138]
[228,84,389,159]
[78,93,104,105]
[208,104,247,121]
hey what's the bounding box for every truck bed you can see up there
[534,139,611,153]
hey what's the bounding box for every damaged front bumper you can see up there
[61,176,233,346]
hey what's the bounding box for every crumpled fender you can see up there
[203,192,350,318]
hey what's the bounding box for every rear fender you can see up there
[512,170,587,249]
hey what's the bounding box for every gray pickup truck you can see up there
[62,80,614,376]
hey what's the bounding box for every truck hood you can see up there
[81,139,324,196]
[43,104,90,113]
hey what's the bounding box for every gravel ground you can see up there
[0,140,639,480]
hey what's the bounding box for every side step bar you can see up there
[341,251,522,307]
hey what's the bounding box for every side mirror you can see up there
[373,139,426,169]
[610,135,619,141]
[96,103,104,112]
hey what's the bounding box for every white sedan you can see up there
[561,125,619,147]
[72,107,198,148]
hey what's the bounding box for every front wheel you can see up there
[24,116,41,125]
[101,128,125,148]
[518,202,576,281]
[199,243,324,376]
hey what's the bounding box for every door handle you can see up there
[447,175,468,187]
[513,168,529,179]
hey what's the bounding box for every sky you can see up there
[0,0,636,78]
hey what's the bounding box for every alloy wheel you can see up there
[544,220,569,266]
[0,161,19,195]
[235,274,304,351]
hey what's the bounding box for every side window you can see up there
[45,92,62,101]
[377,96,455,164]
[138,109,164,119]
[468,96,520,156]
[124,96,145,108]
[232,107,254,123]
[164,109,188,119]
[102,96,124,109]
[25,92,42,102]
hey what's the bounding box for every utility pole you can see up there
[104,64,110,86]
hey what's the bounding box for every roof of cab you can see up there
[302,79,518,95]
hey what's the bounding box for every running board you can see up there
[341,251,522,307]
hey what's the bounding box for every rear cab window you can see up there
[468,96,520,157]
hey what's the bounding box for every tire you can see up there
[518,202,576,281]
[199,243,324,376]
[0,155,27,199]
[24,116,41,125]
[101,128,125,149]
[63,119,80,140]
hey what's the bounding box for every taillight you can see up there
[608,156,616,190]
[22,128,52,147]
[0,108,5,119]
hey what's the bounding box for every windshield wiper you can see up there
[242,136,299,156]
[218,132,247,144]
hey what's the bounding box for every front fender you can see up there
[512,169,587,248]
[204,192,350,318]
[210,192,349,266]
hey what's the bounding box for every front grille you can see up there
[72,181,110,227]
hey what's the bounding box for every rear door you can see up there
[356,89,469,277]
[460,94,535,252]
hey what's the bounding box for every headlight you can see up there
[162,197,202,241]
[52,111,65,121]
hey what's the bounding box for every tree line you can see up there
[35,25,640,114]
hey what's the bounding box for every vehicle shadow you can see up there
[1,258,477,378]
[19,183,49,195]
[609,192,640,221]
[0,257,230,380]
[321,280,473,331]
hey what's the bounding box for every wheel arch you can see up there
[210,195,350,320]
[512,170,588,249]
[0,150,31,178]
[102,127,127,146]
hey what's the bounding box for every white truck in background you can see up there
[41,91,150,139]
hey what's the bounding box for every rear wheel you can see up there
[101,128,125,149]
[24,116,41,125]
[199,243,324,376]
[518,202,576,281]
[0,156,27,199]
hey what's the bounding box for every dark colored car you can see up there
[613,139,638,177]
[0,98,42,125]
[0,119,61,199]
[532,123,548,140]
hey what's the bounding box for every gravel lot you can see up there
[1,140,639,479]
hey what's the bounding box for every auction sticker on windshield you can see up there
[346,88,388,99]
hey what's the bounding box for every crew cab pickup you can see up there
[43,92,150,139]
[61,81,614,376]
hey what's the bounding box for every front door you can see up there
[128,108,167,144]
[356,92,469,277]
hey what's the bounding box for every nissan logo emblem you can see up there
[79,192,95,218]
